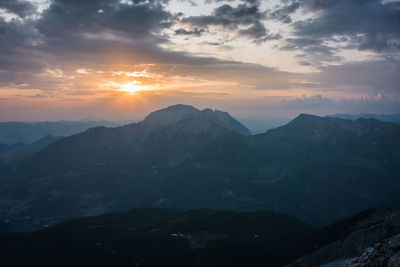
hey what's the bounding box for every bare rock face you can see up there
[345,233,400,267]
[289,207,400,267]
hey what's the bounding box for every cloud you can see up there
[37,0,171,39]
[282,0,400,65]
[0,0,399,120]
[0,0,173,71]
[265,1,301,24]
[175,27,205,36]
[0,15,49,93]
[181,2,279,43]
[0,0,37,18]
[0,0,174,87]
[307,60,400,97]
[281,94,400,116]
[283,94,333,108]
[281,37,342,66]
[0,0,301,95]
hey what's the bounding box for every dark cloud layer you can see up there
[175,27,205,36]
[0,0,177,89]
[266,1,301,24]
[37,0,171,39]
[0,0,296,92]
[298,0,400,52]
[182,2,279,43]
[283,0,400,65]
[0,0,37,18]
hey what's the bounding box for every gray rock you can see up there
[288,207,400,267]
[345,233,400,267]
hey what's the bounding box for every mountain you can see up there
[0,135,64,167]
[327,113,400,123]
[0,206,399,267]
[238,116,291,134]
[141,104,199,128]
[143,104,250,135]
[0,105,399,231]
[0,105,252,230]
[177,114,400,224]
[0,120,131,145]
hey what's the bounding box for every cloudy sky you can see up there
[0,0,399,121]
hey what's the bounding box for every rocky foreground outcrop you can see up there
[345,233,400,267]
[289,206,400,266]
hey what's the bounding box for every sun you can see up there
[118,81,149,93]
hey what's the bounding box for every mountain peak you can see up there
[172,108,250,136]
[283,113,325,129]
[262,113,354,140]
[143,104,199,128]
[204,109,251,136]
[292,113,321,122]
[142,105,250,135]
[288,113,353,127]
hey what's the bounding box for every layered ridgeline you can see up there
[0,120,128,145]
[0,135,63,167]
[328,113,400,123]
[0,104,399,230]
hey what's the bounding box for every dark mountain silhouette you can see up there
[0,206,399,267]
[143,104,250,135]
[0,208,313,266]
[0,105,399,231]
[141,104,199,128]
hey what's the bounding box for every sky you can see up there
[0,0,399,121]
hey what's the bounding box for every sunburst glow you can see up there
[112,81,150,93]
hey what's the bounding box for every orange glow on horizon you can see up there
[119,81,150,93]
[105,80,152,94]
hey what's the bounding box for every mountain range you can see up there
[0,120,131,145]
[0,104,399,231]
[328,113,400,123]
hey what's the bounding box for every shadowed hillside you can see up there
[1,206,399,267]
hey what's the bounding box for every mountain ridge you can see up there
[327,113,400,123]
[0,105,399,230]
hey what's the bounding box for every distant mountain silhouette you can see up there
[327,112,400,123]
[0,120,130,145]
[237,116,291,134]
[0,135,63,166]
[0,105,399,231]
